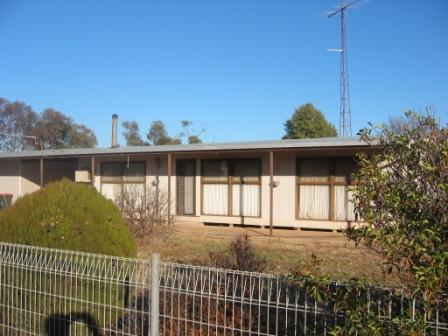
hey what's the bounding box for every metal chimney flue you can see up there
[111,114,118,148]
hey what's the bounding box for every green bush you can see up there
[0,178,136,257]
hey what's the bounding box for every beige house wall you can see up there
[0,158,81,200]
[1,147,365,230]
[0,159,21,202]
[43,159,78,185]
[171,151,303,228]
[20,160,40,195]
[272,152,296,227]
[174,149,362,230]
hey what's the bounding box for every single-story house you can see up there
[0,119,373,231]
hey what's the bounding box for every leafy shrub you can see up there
[287,111,448,335]
[348,111,448,302]
[0,178,136,257]
[208,234,267,272]
[290,273,428,336]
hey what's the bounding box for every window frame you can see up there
[201,159,262,217]
[296,157,357,221]
[100,161,147,203]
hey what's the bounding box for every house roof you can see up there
[0,137,370,159]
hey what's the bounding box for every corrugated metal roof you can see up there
[0,137,369,159]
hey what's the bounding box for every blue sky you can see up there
[0,0,447,147]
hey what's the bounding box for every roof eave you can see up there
[0,137,372,159]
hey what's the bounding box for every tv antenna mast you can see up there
[0,132,43,152]
[327,0,362,137]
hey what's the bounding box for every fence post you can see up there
[150,253,160,336]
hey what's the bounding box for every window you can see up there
[202,160,229,182]
[176,160,196,216]
[0,194,12,210]
[101,162,146,203]
[202,160,229,216]
[201,159,261,217]
[297,158,358,221]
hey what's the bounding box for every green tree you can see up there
[0,98,39,151]
[348,111,448,302]
[121,119,206,146]
[69,124,97,148]
[35,108,97,149]
[288,111,445,335]
[283,103,337,139]
[178,120,205,144]
[188,135,202,144]
[0,98,97,151]
[146,120,181,145]
[122,120,148,146]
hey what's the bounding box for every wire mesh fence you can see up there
[158,263,448,335]
[1,242,447,335]
[0,242,152,335]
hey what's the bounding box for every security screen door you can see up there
[176,160,196,215]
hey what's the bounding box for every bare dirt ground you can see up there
[137,223,401,286]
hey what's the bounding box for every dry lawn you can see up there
[137,223,402,286]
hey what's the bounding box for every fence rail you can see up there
[0,242,447,335]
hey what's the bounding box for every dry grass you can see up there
[137,223,402,286]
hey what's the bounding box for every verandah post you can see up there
[91,156,95,187]
[39,157,44,188]
[167,153,172,226]
[269,150,274,236]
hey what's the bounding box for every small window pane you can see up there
[334,186,361,221]
[231,160,260,183]
[202,160,228,182]
[0,194,12,209]
[334,185,348,220]
[335,158,358,184]
[232,184,260,217]
[347,187,360,221]
[123,162,146,182]
[299,185,330,220]
[177,160,195,177]
[123,184,145,207]
[298,159,330,183]
[203,184,228,215]
[101,183,121,203]
[102,163,122,182]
